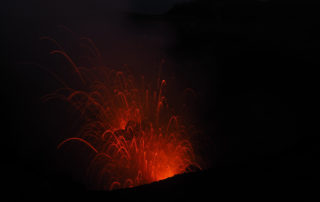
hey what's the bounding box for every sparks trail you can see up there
[44,33,201,190]
[50,50,86,84]
[57,137,98,153]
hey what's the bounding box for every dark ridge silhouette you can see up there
[48,163,316,201]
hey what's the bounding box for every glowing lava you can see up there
[43,35,201,190]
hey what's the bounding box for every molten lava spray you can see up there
[43,35,201,190]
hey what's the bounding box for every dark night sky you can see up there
[1,0,191,16]
[1,0,318,200]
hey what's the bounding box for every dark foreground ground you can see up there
[15,166,317,201]
[90,163,316,201]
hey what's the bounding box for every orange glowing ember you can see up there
[43,35,201,190]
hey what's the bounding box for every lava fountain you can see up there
[42,34,201,190]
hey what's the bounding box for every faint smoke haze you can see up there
[1,0,192,17]
[128,0,193,14]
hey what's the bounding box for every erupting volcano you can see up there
[43,35,201,190]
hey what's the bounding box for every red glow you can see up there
[44,36,201,190]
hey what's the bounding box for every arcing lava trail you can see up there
[43,35,201,190]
